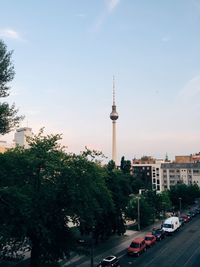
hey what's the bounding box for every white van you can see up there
[162,216,180,234]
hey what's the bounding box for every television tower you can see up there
[110,76,119,164]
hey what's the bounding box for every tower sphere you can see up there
[110,107,119,120]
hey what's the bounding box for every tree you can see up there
[156,191,172,215]
[0,130,114,266]
[120,156,131,173]
[0,39,23,134]
[105,167,132,235]
[126,194,154,228]
[169,183,200,210]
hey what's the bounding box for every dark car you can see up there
[194,207,200,214]
[187,211,195,218]
[152,228,166,241]
[179,217,185,227]
[97,255,120,267]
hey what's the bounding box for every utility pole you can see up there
[137,196,140,231]
[179,197,182,216]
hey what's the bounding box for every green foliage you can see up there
[0,131,115,266]
[120,156,131,173]
[105,169,132,235]
[169,183,200,209]
[107,160,115,171]
[0,40,15,97]
[156,191,172,212]
[126,195,154,228]
[0,39,23,134]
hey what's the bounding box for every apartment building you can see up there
[161,162,200,190]
[132,154,200,192]
[132,157,164,193]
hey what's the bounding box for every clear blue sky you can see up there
[1,0,200,164]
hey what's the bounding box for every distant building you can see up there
[174,153,200,163]
[132,153,200,192]
[161,163,200,190]
[132,156,156,164]
[0,141,10,153]
[132,157,165,193]
[14,127,33,148]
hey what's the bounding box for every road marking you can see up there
[182,245,200,267]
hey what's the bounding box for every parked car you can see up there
[194,207,200,214]
[188,210,196,218]
[152,228,166,241]
[97,255,120,267]
[179,217,185,227]
[180,214,190,223]
[127,237,146,256]
[144,234,156,247]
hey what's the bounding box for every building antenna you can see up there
[113,75,115,105]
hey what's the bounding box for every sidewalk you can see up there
[61,220,162,267]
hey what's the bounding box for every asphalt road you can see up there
[119,216,200,267]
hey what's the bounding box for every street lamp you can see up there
[137,196,140,231]
[179,197,182,216]
[90,226,95,267]
[136,189,146,231]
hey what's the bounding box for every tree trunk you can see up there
[30,239,41,267]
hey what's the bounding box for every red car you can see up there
[144,234,156,247]
[127,237,146,256]
[180,214,190,223]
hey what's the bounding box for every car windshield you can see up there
[156,229,162,234]
[130,242,140,248]
[163,223,172,228]
[145,236,152,241]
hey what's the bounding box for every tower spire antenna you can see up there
[113,75,115,105]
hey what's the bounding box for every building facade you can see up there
[132,154,200,192]
[14,127,33,148]
[161,163,200,190]
[132,157,164,193]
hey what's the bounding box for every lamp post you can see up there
[90,226,95,267]
[179,197,182,216]
[137,196,140,231]
[137,189,145,231]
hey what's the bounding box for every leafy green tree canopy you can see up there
[0,39,23,134]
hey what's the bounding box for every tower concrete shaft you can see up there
[110,76,119,164]
[112,120,117,163]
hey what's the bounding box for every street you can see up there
[63,216,200,267]
[119,216,200,267]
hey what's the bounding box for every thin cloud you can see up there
[161,35,171,42]
[179,75,200,99]
[92,0,120,32]
[106,0,120,12]
[76,13,86,18]
[0,28,21,40]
